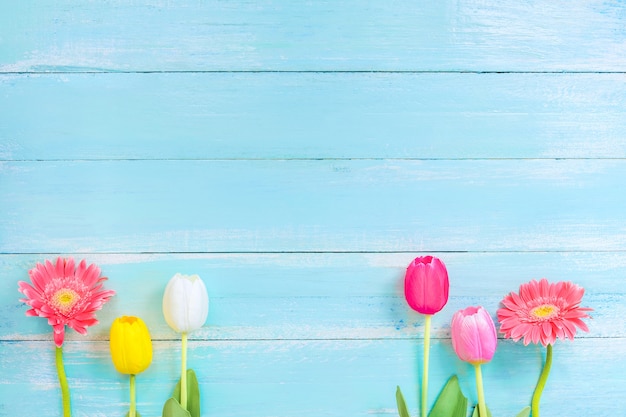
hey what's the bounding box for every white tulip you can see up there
[162,273,209,333]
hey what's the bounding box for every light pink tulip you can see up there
[404,256,449,315]
[451,306,497,364]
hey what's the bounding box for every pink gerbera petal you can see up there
[63,257,76,279]
[17,257,115,347]
[44,260,56,280]
[54,329,65,347]
[55,257,65,279]
[81,262,101,287]
[496,278,591,347]
[75,259,87,280]
[28,268,48,293]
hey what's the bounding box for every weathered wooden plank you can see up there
[2,72,626,160]
[0,338,621,417]
[1,1,625,72]
[1,252,615,341]
[2,159,626,253]
[1,1,622,416]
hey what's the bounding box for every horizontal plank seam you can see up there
[2,70,626,75]
[3,158,626,163]
[0,336,618,343]
[5,250,626,255]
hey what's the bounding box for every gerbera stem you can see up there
[129,374,136,417]
[474,364,487,417]
[181,332,188,410]
[531,344,553,417]
[421,314,432,417]
[55,346,71,417]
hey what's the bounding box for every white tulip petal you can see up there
[162,273,209,333]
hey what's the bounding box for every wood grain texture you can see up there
[1,0,624,416]
[1,339,623,417]
[1,1,625,72]
[1,253,617,416]
[2,72,626,160]
[2,159,626,253]
[1,253,617,342]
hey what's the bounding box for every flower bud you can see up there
[109,316,153,374]
[162,273,209,334]
[451,306,497,365]
[404,256,449,315]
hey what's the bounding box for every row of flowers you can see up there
[400,256,592,417]
[17,256,592,417]
[18,258,206,417]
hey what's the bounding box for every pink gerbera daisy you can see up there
[18,257,116,347]
[497,278,592,347]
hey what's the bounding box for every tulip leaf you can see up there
[471,404,493,417]
[515,406,531,417]
[395,386,411,417]
[162,397,191,417]
[173,369,200,417]
[428,375,468,417]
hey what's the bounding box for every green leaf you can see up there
[173,369,201,417]
[515,406,531,417]
[471,404,493,417]
[429,375,468,417]
[162,397,192,417]
[395,386,411,417]
[125,412,142,417]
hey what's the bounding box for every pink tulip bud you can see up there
[404,256,449,315]
[451,306,497,365]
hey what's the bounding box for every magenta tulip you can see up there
[451,306,497,364]
[404,256,449,315]
[403,255,449,417]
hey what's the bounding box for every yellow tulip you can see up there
[110,316,153,375]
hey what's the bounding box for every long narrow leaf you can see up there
[173,369,201,417]
[515,406,531,417]
[162,398,192,417]
[396,386,411,417]
[429,375,468,417]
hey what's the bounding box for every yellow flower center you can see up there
[52,288,80,314]
[530,304,559,320]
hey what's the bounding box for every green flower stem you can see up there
[421,314,432,417]
[531,344,553,417]
[181,332,188,410]
[474,363,487,417]
[129,374,136,417]
[55,346,71,417]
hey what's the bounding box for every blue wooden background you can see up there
[1,1,625,416]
